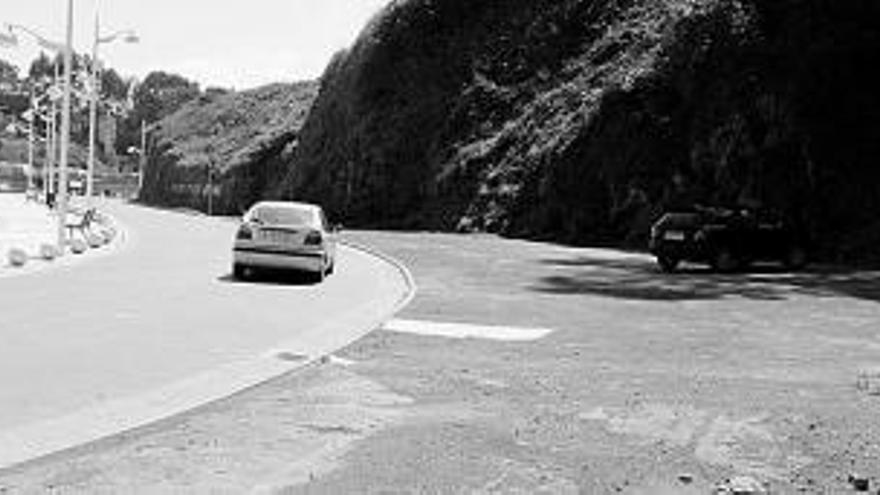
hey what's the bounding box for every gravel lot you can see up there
[2,230,879,493]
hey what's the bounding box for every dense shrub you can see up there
[275,0,880,262]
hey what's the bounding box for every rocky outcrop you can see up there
[276,0,880,262]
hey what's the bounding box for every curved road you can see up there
[0,200,411,467]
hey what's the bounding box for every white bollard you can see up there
[7,248,28,267]
[40,244,60,260]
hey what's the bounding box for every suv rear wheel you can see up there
[711,247,740,273]
[232,263,248,280]
[657,256,680,273]
[783,245,808,270]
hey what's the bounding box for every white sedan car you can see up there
[232,201,338,281]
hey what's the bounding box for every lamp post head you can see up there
[1,24,65,53]
[0,26,19,47]
[98,30,139,45]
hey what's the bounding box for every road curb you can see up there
[339,237,418,316]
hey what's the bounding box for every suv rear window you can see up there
[659,212,700,227]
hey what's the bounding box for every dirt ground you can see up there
[1,230,880,493]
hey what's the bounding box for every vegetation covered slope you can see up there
[140,82,317,214]
[276,0,879,263]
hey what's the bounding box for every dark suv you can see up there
[649,206,809,272]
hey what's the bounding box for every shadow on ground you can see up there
[532,254,880,303]
[216,270,320,286]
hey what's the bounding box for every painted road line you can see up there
[382,319,553,341]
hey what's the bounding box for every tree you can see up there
[0,58,27,115]
[100,68,128,101]
[27,51,88,84]
[28,52,55,82]
[131,71,200,123]
[0,58,18,86]
[116,71,200,153]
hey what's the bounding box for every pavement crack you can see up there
[298,423,361,435]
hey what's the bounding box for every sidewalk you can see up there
[0,192,118,277]
[0,193,57,261]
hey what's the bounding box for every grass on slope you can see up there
[151,82,318,174]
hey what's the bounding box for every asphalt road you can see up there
[0,201,409,467]
[1,229,879,493]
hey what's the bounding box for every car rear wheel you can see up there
[232,263,248,280]
[711,247,740,273]
[783,245,808,270]
[326,261,335,275]
[310,265,326,283]
[657,256,680,273]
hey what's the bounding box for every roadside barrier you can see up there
[7,248,27,267]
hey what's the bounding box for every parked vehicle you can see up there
[232,201,338,282]
[649,206,809,273]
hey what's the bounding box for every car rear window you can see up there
[252,206,317,226]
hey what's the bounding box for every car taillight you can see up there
[304,230,323,246]
[236,224,253,240]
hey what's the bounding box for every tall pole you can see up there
[56,0,73,249]
[138,118,145,194]
[86,7,100,204]
[27,92,35,191]
[207,163,213,216]
[48,74,56,196]
[45,108,52,195]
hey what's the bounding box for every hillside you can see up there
[139,81,318,214]
[271,0,879,263]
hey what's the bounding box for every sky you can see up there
[1,0,389,90]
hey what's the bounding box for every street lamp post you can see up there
[86,10,137,205]
[207,163,218,216]
[0,23,65,52]
[23,91,52,196]
[205,125,222,216]
[56,0,74,250]
[49,64,59,198]
[2,1,76,250]
[205,146,215,216]
[139,119,146,193]
[127,119,148,200]
[26,91,35,191]
[33,88,53,196]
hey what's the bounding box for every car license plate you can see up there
[664,231,685,241]
[261,231,295,244]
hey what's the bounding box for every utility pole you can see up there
[206,143,215,216]
[206,126,221,216]
[87,8,138,204]
[56,0,73,249]
[207,162,213,216]
[27,90,34,191]
[48,74,56,196]
[86,12,99,204]
[137,118,146,196]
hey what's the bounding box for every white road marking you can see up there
[382,319,553,341]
